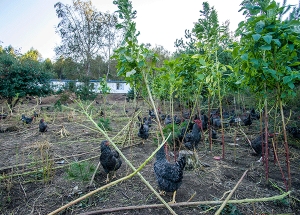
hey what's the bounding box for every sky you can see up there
[0,0,298,61]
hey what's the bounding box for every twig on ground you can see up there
[76,191,291,215]
[214,169,248,215]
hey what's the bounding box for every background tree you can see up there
[54,0,120,78]
[0,45,52,107]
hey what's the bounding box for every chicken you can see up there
[154,145,186,203]
[164,115,172,125]
[243,114,252,127]
[39,119,47,132]
[201,114,208,130]
[149,109,156,119]
[250,108,260,120]
[138,123,149,144]
[251,134,264,157]
[174,115,182,125]
[100,140,122,183]
[287,126,300,139]
[21,114,34,124]
[183,119,202,150]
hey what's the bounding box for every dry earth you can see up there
[0,94,299,215]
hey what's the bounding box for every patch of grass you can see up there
[66,161,96,183]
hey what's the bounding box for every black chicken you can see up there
[287,126,300,139]
[138,123,149,144]
[39,119,47,132]
[201,114,208,130]
[243,114,252,127]
[100,140,122,183]
[250,108,260,120]
[250,132,274,162]
[154,145,186,203]
[164,115,172,125]
[149,109,156,119]
[183,119,202,150]
[21,114,34,124]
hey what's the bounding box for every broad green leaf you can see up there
[124,55,133,62]
[263,35,272,44]
[241,53,248,60]
[138,60,144,68]
[283,76,291,84]
[288,82,295,89]
[192,54,201,58]
[266,1,277,10]
[199,58,206,66]
[232,47,239,58]
[259,45,271,50]
[196,74,205,80]
[252,34,261,41]
[288,44,294,51]
[226,65,233,71]
[289,62,300,66]
[272,39,281,47]
[126,69,136,77]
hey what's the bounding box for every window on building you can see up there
[116,83,124,90]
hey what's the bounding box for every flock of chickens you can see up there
[19,105,300,204]
[99,107,300,203]
[21,112,47,132]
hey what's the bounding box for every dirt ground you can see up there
[0,93,300,215]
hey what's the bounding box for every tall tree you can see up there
[54,0,118,78]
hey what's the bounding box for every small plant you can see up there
[97,117,112,131]
[126,88,134,102]
[67,161,96,182]
[54,99,62,111]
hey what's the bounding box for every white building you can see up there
[50,79,131,94]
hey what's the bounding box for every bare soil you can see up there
[0,94,299,215]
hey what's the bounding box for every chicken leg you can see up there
[105,173,110,183]
[169,191,177,204]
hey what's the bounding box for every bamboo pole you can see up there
[48,138,170,215]
[77,191,291,215]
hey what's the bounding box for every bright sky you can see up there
[0,0,298,61]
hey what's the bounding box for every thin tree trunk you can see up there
[278,92,291,190]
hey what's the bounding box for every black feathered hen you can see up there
[287,126,300,139]
[39,119,47,132]
[154,145,186,203]
[100,140,122,183]
[21,114,34,124]
[138,123,149,144]
[243,114,252,127]
[184,119,202,150]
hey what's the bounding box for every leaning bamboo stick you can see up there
[214,169,248,215]
[48,139,169,215]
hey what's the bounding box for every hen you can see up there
[138,123,149,144]
[164,115,172,125]
[243,114,252,127]
[39,119,47,132]
[287,126,300,139]
[154,145,186,203]
[183,119,202,150]
[21,114,34,124]
[100,140,122,183]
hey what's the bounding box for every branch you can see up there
[77,191,291,215]
[48,138,170,215]
[214,169,248,215]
